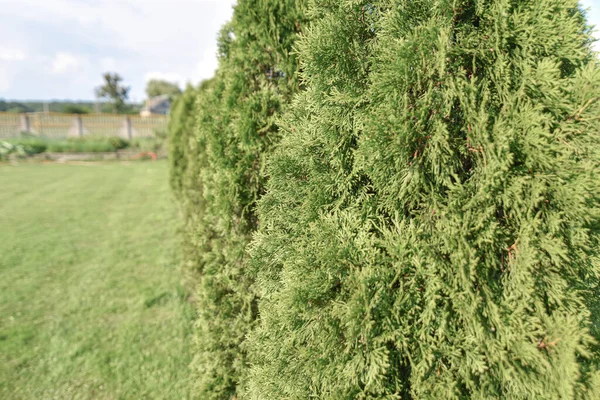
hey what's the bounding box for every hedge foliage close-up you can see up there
[169,1,600,399]
[169,0,310,398]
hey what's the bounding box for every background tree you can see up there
[61,105,91,114]
[5,105,29,113]
[95,73,130,114]
[246,0,600,398]
[146,79,182,100]
[0,100,32,113]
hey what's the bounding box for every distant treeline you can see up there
[0,100,142,115]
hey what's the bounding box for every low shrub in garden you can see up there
[130,137,164,153]
[6,135,132,154]
[5,137,48,155]
[0,141,27,160]
[46,137,129,153]
[108,137,129,151]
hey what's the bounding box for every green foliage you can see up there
[41,137,129,153]
[154,127,168,140]
[2,136,47,159]
[21,141,47,155]
[0,100,143,114]
[146,79,182,100]
[168,81,208,293]
[5,135,167,155]
[130,137,165,153]
[95,73,131,114]
[246,1,600,399]
[168,84,200,201]
[0,100,33,113]
[47,139,113,153]
[0,141,26,160]
[61,105,91,114]
[13,136,48,154]
[6,106,29,113]
[108,137,129,151]
[192,0,314,395]
[168,1,310,398]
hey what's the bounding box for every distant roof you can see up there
[142,95,171,115]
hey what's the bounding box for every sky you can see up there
[583,0,600,49]
[0,0,236,102]
[0,0,599,102]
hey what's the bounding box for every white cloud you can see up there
[0,47,26,62]
[0,0,236,53]
[142,44,219,95]
[0,0,237,99]
[100,57,117,72]
[0,66,10,91]
[581,0,600,51]
[144,71,187,88]
[51,52,88,75]
[195,45,219,83]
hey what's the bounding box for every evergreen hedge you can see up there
[169,1,309,398]
[168,0,600,398]
[169,84,199,202]
[245,1,600,399]
[169,80,216,289]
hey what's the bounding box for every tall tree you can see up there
[146,79,182,100]
[95,73,130,114]
[246,1,600,398]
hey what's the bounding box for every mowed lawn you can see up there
[0,161,194,399]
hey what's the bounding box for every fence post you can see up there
[19,114,30,134]
[76,115,84,137]
[125,116,132,140]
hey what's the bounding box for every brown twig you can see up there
[570,97,599,120]
[537,337,561,351]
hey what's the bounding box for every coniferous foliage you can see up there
[169,85,198,201]
[174,1,310,398]
[246,1,600,398]
[169,79,218,290]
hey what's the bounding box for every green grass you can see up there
[0,161,194,399]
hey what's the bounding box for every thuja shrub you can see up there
[168,84,199,201]
[168,79,219,289]
[246,0,600,398]
[181,1,310,399]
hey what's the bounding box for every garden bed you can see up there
[32,150,166,162]
[1,135,166,162]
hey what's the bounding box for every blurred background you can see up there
[0,0,597,108]
[0,0,237,111]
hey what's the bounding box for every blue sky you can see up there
[583,0,600,47]
[0,0,236,102]
[0,0,599,102]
